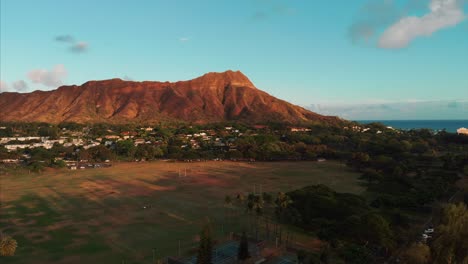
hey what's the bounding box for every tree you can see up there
[38,126,59,139]
[27,161,45,173]
[236,193,245,204]
[253,195,264,215]
[115,140,136,159]
[0,235,18,256]
[349,152,370,170]
[262,192,273,205]
[275,192,292,219]
[196,222,213,264]
[360,213,395,251]
[340,244,373,264]
[224,195,233,222]
[361,168,383,184]
[224,195,232,206]
[237,232,250,261]
[430,203,468,264]
[88,145,113,161]
[401,243,431,264]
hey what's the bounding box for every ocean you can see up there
[355,120,468,133]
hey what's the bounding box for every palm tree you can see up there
[0,235,18,256]
[238,231,250,262]
[274,192,292,243]
[236,193,245,204]
[262,192,273,238]
[253,195,264,240]
[245,195,255,233]
[196,222,213,264]
[246,193,255,213]
[224,195,232,223]
[224,195,232,206]
[275,192,292,217]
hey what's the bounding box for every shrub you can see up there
[0,235,18,256]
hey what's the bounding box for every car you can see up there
[425,228,434,234]
[422,234,432,239]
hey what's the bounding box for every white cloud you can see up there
[179,37,190,42]
[12,80,28,91]
[0,80,9,93]
[27,64,67,88]
[378,0,466,49]
[123,75,133,81]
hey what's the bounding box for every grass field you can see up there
[0,161,364,263]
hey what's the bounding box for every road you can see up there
[385,188,462,263]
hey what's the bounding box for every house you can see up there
[134,138,145,145]
[289,127,311,132]
[253,125,267,130]
[1,159,19,164]
[5,144,30,151]
[121,131,138,137]
[457,127,468,135]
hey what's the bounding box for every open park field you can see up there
[0,161,364,263]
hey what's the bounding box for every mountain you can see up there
[0,70,340,124]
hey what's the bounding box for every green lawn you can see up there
[0,161,364,263]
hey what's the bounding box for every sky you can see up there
[1,0,467,119]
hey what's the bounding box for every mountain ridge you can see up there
[0,70,341,125]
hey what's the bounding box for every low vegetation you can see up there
[0,234,18,256]
[1,121,467,263]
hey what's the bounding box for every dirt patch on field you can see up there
[45,219,76,231]
[25,232,51,243]
[188,173,230,187]
[10,217,36,226]
[27,211,46,217]
[165,212,192,223]
[0,204,14,210]
[79,179,175,200]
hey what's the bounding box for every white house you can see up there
[457,127,468,135]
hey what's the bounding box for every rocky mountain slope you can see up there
[0,70,340,124]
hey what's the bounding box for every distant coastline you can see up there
[355,120,468,133]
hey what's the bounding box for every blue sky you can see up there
[1,0,467,117]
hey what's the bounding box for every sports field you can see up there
[0,161,364,263]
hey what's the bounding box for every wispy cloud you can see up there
[251,11,268,21]
[0,80,9,93]
[179,37,190,42]
[55,34,89,53]
[123,75,133,81]
[12,80,29,92]
[250,0,296,21]
[55,35,75,43]
[379,0,466,49]
[27,64,67,88]
[70,42,89,53]
[307,99,468,120]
